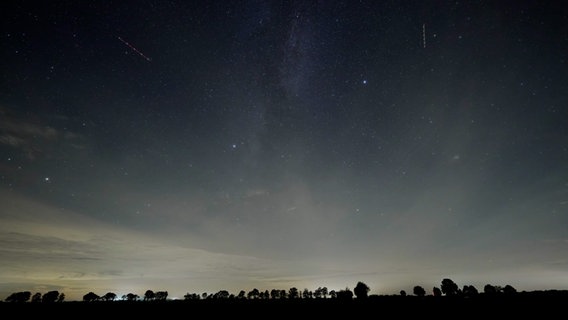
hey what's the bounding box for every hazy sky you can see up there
[1,1,567,301]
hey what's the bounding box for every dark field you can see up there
[2,291,567,318]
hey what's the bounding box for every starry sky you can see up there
[1,1,567,301]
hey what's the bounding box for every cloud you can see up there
[0,106,85,160]
[0,190,309,300]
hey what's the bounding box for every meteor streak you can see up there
[118,36,152,61]
[423,23,426,48]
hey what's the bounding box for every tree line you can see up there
[3,278,521,303]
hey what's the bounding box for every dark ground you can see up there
[2,291,567,318]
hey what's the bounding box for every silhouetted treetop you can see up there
[125,293,139,301]
[337,288,354,300]
[463,285,479,297]
[413,286,426,297]
[484,284,497,295]
[102,292,117,301]
[83,292,100,302]
[42,291,60,303]
[503,285,517,295]
[433,287,442,297]
[5,291,31,303]
[441,278,459,296]
[31,292,42,303]
[354,281,370,299]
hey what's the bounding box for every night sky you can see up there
[1,1,567,301]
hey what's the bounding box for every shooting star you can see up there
[422,23,426,48]
[118,36,152,62]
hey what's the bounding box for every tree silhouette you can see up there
[462,285,479,297]
[25,277,548,305]
[213,290,229,299]
[337,288,354,300]
[83,292,100,302]
[31,292,42,303]
[329,290,337,299]
[144,290,155,301]
[503,285,517,295]
[5,291,31,303]
[321,287,328,298]
[155,291,168,301]
[125,293,139,301]
[484,284,497,295]
[441,278,459,296]
[354,281,370,299]
[313,287,324,298]
[247,288,260,299]
[270,289,280,299]
[288,287,299,299]
[102,292,117,301]
[413,286,426,297]
[314,289,321,298]
[42,290,60,303]
[184,293,200,300]
[432,287,442,297]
